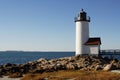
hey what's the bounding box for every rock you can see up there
[103,60,115,71]
[76,63,83,69]
[0,55,120,76]
[37,58,49,65]
[103,64,112,71]
[75,55,81,60]
[37,58,47,62]
[8,72,23,78]
[112,61,120,69]
[66,63,74,70]
[3,63,15,68]
[95,65,102,70]
[0,74,3,78]
[66,63,78,70]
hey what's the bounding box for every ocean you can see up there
[0,51,120,65]
[0,51,74,65]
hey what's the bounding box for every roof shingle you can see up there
[85,37,101,45]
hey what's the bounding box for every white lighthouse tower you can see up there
[75,9,90,55]
[75,9,101,56]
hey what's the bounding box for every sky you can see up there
[0,0,120,51]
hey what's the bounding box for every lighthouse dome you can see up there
[75,9,90,22]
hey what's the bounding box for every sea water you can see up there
[0,51,74,65]
[0,51,120,65]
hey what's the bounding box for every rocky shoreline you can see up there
[0,55,120,77]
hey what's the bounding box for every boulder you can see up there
[66,63,78,70]
[0,55,119,76]
[103,64,112,71]
[95,65,102,71]
[103,60,115,71]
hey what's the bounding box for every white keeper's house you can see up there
[75,9,101,56]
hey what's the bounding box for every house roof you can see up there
[85,37,101,45]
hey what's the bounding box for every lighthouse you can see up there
[75,9,101,56]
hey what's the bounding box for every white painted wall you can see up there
[84,46,90,54]
[76,21,89,55]
[89,45,100,55]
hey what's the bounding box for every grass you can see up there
[21,70,120,80]
[8,73,23,78]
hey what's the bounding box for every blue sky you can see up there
[0,0,120,51]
